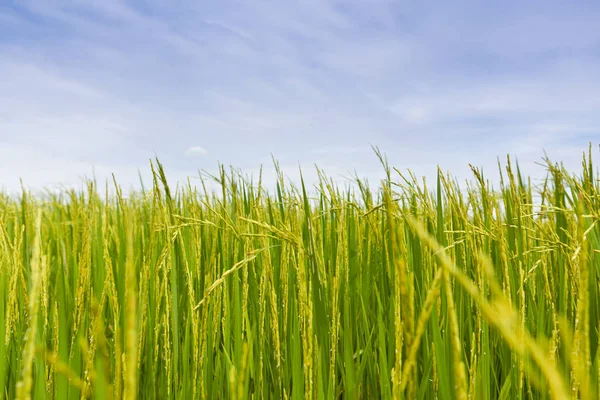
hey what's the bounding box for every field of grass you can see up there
[1,149,599,399]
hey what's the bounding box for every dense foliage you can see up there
[1,150,599,399]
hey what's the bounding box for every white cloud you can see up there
[185,146,208,157]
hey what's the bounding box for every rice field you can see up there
[1,148,599,399]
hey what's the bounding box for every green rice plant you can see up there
[1,147,599,399]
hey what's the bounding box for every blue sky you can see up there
[1,0,600,193]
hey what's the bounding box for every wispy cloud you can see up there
[1,0,599,192]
